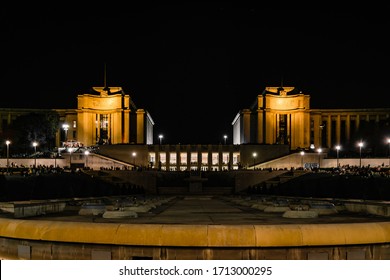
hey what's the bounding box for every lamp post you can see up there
[317,148,322,169]
[5,140,11,174]
[132,152,136,166]
[84,150,90,169]
[62,123,69,141]
[252,152,257,169]
[387,138,390,166]
[158,134,163,145]
[300,150,305,169]
[319,124,325,148]
[335,145,341,168]
[54,149,57,168]
[33,141,38,167]
[68,147,72,169]
[223,135,227,145]
[358,141,363,168]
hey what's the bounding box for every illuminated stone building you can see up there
[1,85,389,168]
[232,86,390,153]
[76,86,154,146]
[233,87,310,149]
[0,86,154,149]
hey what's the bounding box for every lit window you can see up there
[222,152,229,164]
[149,153,155,163]
[180,153,187,165]
[170,153,177,164]
[73,121,77,128]
[233,152,240,164]
[212,153,219,165]
[201,153,208,165]
[191,153,197,164]
[160,153,166,164]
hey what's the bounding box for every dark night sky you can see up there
[1,3,389,144]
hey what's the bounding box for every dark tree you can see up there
[6,112,59,153]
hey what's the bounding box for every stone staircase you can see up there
[262,169,309,187]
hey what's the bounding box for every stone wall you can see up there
[1,219,389,260]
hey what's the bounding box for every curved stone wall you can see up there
[1,218,390,260]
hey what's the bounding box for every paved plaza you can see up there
[5,195,387,225]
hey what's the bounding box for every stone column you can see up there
[276,113,280,142]
[313,114,322,149]
[356,114,360,132]
[176,146,180,171]
[165,147,170,171]
[208,149,212,171]
[346,114,351,143]
[242,109,251,144]
[186,146,191,171]
[197,145,202,171]
[229,150,234,170]
[336,114,341,146]
[136,109,145,144]
[108,114,112,144]
[327,114,332,148]
[265,111,276,144]
[287,113,291,146]
[156,149,161,170]
[257,110,264,144]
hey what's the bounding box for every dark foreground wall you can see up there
[2,170,390,202]
[248,173,390,200]
[0,173,144,202]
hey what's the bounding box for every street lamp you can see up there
[319,124,325,148]
[387,138,390,166]
[223,135,228,145]
[132,152,136,166]
[62,123,69,141]
[68,147,72,169]
[5,140,11,174]
[252,152,257,169]
[158,134,163,145]
[54,150,57,168]
[358,141,364,168]
[300,150,305,169]
[33,141,38,167]
[317,148,322,169]
[335,145,341,168]
[84,150,90,168]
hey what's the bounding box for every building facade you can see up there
[232,86,390,154]
[0,86,154,150]
[97,143,289,171]
[1,85,390,165]
[76,86,154,146]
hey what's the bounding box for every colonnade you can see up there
[311,109,390,150]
